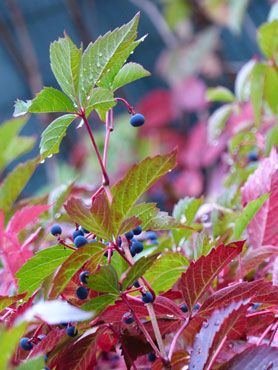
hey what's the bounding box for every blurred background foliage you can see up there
[0,0,274,209]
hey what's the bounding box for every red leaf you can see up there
[242,245,278,275]
[189,300,249,370]
[54,328,108,370]
[29,328,66,357]
[219,345,278,370]
[172,77,207,112]
[179,241,244,312]
[7,290,38,328]
[241,149,278,248]
[6,205,50,234]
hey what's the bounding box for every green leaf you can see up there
[0,323,27,370]
[13,99,32,117]
[87,265,119,294]
[64,194,113,240]
[126,202,185,232]
[85,87,116,117]
[79,13,139,103]
[264,66,278,114]
[0,293,26,312]
[49,243,104,299]
[235,60,255,102]
[40,114,76,160]
[48,181,75,220]
[82,294,116,314]
[16,245,73,296]
[172,197,202,245]
[144,253,188,294]
[50,34,82,102]
[206,86,235,103]
[111,251,129,278]
[112,62,150,91]
[250,63,267,127]
[0,158,37,214]
[0,116,34,171]
[232,194,269,240]
[122,253,160,291]
[265,125,278,155]
[15,356,45,370]
[257,20,278,64]
[208,104,233,143]
[28,87,76,113]
[111,150,177,232]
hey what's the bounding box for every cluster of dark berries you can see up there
[180,303,200,313]
[130,113,145,127]
[125,226,145,256]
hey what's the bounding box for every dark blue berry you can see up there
[50,224,62,236]
[125,231,134,240]
[117,236,122,246]
[79,271,89,284]
[248,151,258,162]
[146,231,157,240]
[130,245,137,257]
[180,304,188,313]
[252,303,261,310]
[66,325,78,337]
[73,229,84,239]
[122,312,134,324]
[104,250,114,257]
[132,240,144,254]
[142,292,154,304]
[44,354,48,362]
[130,113,145,127]
[134,280,140,288]
[80,227,89,234]
[76,286,89,300]
[133,226,142,235]
[19,337,33,351]
[44,368,50,370]
[194,303,201,310]
[74,236,88,248]
[147,352,156,362]
[60,322,68,327]
[89,239,97,243]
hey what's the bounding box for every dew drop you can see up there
[97,63,100,68]
[47,154,53,159]
[197,346,201,354]
[40,159,45,164]
[203,321,209,328]
[130,51,134,54]
[214,320,220,326]
[99,52,103,57]
[107,68,110,72]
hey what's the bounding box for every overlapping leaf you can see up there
[122,253,160,290]
[179,241,244,312]
[0,158,38,214]
[49,243,104,299]
[40,114,76,160]
[16,246,73,296]
[112,62,150,91]
[78,13,139,103]
[82,294,117,315]
[29,87,76,113]
[144,253,188,294]
[50,34,82,102]
[87,265,119,294]
[219,345,278,370]
[189,301,249,370]
[111,150,177,232]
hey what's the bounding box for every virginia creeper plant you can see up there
[0,12,277,370]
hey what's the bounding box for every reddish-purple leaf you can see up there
[242,245,278,275]
[273,256,278,286]
[53,328,109,370]
[6,204,50,234]
[241,149,278,248]
[64,193,113,240]
[179,241,244,312]
[29,328,66,357]
[189,300,249,370]
[0,292,27,312]
[219,345,278,370]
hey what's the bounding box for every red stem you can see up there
[115,97,135,115]
[121,294,162,359]
[79,112,110,186]
[168,317,189,360]
[58,239,77,251]
[91,185,104,203]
